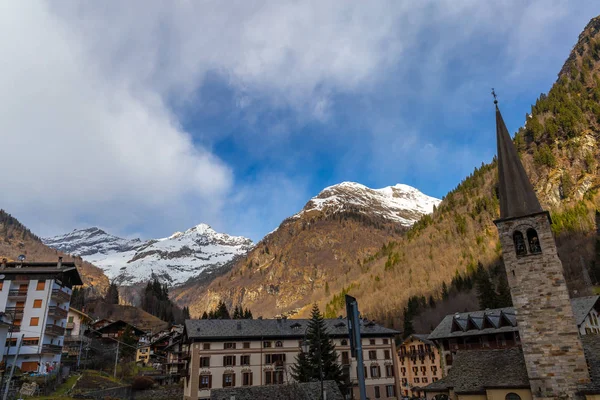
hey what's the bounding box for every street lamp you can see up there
[301,327,325,400]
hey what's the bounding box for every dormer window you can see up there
[527,229,541,254]
[513,231,527,256]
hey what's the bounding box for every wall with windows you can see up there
[398,336,442,397]
[580,308,600,335]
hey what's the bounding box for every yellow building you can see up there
[398,334,442,397]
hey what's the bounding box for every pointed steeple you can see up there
[494,96,543,219]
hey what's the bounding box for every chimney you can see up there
[237,322,242,331]
[58,256,63,268]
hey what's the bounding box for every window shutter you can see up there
[378,366,381,377]
[232,373,236,387]
[222,374,226,387]
[233,356,236,366]
[250,372,253,386]
[208,375,212,389]
[223,356,226,366]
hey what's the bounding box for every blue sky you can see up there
[1,2,598,242]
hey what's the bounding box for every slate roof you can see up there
[184,318,399,340]
[210,380,344,400]
[0,261,83,286]
[495,104,543,220]
[571,295,600,327]
[423,347,530,393]
[579,335,600,394]
[428,308,517,340]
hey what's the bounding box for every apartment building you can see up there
[183,318,400,400]
[62,307,91,367]
[0,258,82,372]
[397,334,442,397]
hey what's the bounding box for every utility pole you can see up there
[113,341,119,379]
[3,334,23,400]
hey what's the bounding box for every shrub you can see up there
[132,376,154,390]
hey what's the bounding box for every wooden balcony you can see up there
[51,289,71,304]
[7,290,28,300]
[45,324,65,336]
[48,306,68,319]
[41,344,63,354]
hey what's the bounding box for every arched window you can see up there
[527,229,542,254]
[341,339,348,346]
[505,393,521,400]
[275,341,283,348]
[513,231,527,256]
[433,395,449,400]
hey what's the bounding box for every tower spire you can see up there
[494,91,543,219]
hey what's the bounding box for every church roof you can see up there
[495,104,543,220]
[428,308,517,340]
[571,295,600,327]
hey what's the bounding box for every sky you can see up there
[0,1,598,242]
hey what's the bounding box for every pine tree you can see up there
[182,306,191,320]
[243,308,253,319]
[291,304,344,389]
[402,306,415,338]
[475,263,499,309]
[496,275,513,307]
[105,282,119,304]
[201,311,208,319]
[215,301,230,319]
[441,282,449,300]
[233,305,242,319]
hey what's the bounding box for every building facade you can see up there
[62,307,91,367]
[0,259,82,372]
[398,334,442,397]
[183,318,400,400]
[572,295,600,336]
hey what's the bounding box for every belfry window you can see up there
[527,229,541,254]
[513,231,527,256]
[505,393,521,400]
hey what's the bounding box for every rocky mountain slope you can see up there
[44,224,254,286]
[0,210,109,294]
[171,182,440,318]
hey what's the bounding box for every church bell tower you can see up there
[492,95,590,398]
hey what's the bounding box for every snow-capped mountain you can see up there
[296,182,441,227]
[43,224,254,286]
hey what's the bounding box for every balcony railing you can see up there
[66,322,74,329]
[64,335,90,343]
[51,289,70,304]
[7,290,28,299]
[48,306,68,319]
[45,324,65,336]
[8,325,21,333]
[5,307,25,318]
[41,344,63,354]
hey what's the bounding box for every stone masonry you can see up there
[496,212,590,399]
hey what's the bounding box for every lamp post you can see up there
[301,325,325,400]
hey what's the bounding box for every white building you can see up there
[183,318,401,400]
[63,307,91,367]
[0,258,82,372]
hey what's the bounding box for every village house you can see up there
[397,334,443,397]
[0,257,82,372]
[62,307,91,368]
[182,317,400,400]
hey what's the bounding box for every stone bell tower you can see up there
[493,96,590,399]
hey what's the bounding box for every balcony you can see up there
[41,344,63,354]
[66,322,74,329]
[51,289,70,304]
[48,306,68,319]
[5,307,25,318]
[45,324,65,336]
[8,325,20,333]
[7,290,28,300]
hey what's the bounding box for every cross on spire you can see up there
[491,88,498,105]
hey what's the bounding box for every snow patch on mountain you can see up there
[43,224,254,286]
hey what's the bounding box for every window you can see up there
[265,370,284,385]
[30,317,39,326]
[369,339,376,345]
[242,372,252,386]
[385,365,394,377]
[431,366,438,375]
[36,281,45,290]
[224,342,236,349]
[33,300,42,308]
[414,377,420,383]
[223,356,236,366]
[68,316,74,323]
[341,339,348,346]
[422,377,428,383]
[445,353,453,366]
[369,350,377,360]
[263,341,272,348]
[223,373,235,387]
[19,284,28,293]
[13,319,21,327]
[412,366,418,375]
[527,229,541,254]
[275,341,283,347]
[505,394,522,400]
[386,385,396,397]
[23,337,39,346]
[243,342,250,349]
[370,365,381,378]
[341,351,350,365]
[401,367,406,375]
[203,343,210,350]
[199,375,212,389]
[265,353,286,364]
[383,338,389,345]
[200,357,210,368]
[5,338,17,347]
[384,350,391,359]
[241,355,250,366]
[513,231,527,256]
[374,386,380,399]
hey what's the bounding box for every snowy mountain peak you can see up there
[43,224,254,286]
[297,181,440,227]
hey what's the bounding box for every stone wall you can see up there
[496,212,590,399]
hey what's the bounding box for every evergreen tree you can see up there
[201,311,208,320]
[441,282,449,300]
[215,301,230,319]
[233,305,242,319]
[70,286,85,310]
[182,306,191,320]
[428,295,436,309]
[496,275,513,307]
[291,304,344,389]
[475,263,499,309]
[402,306,415,338]
[105,282,119,304]
[243,308,253,319]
